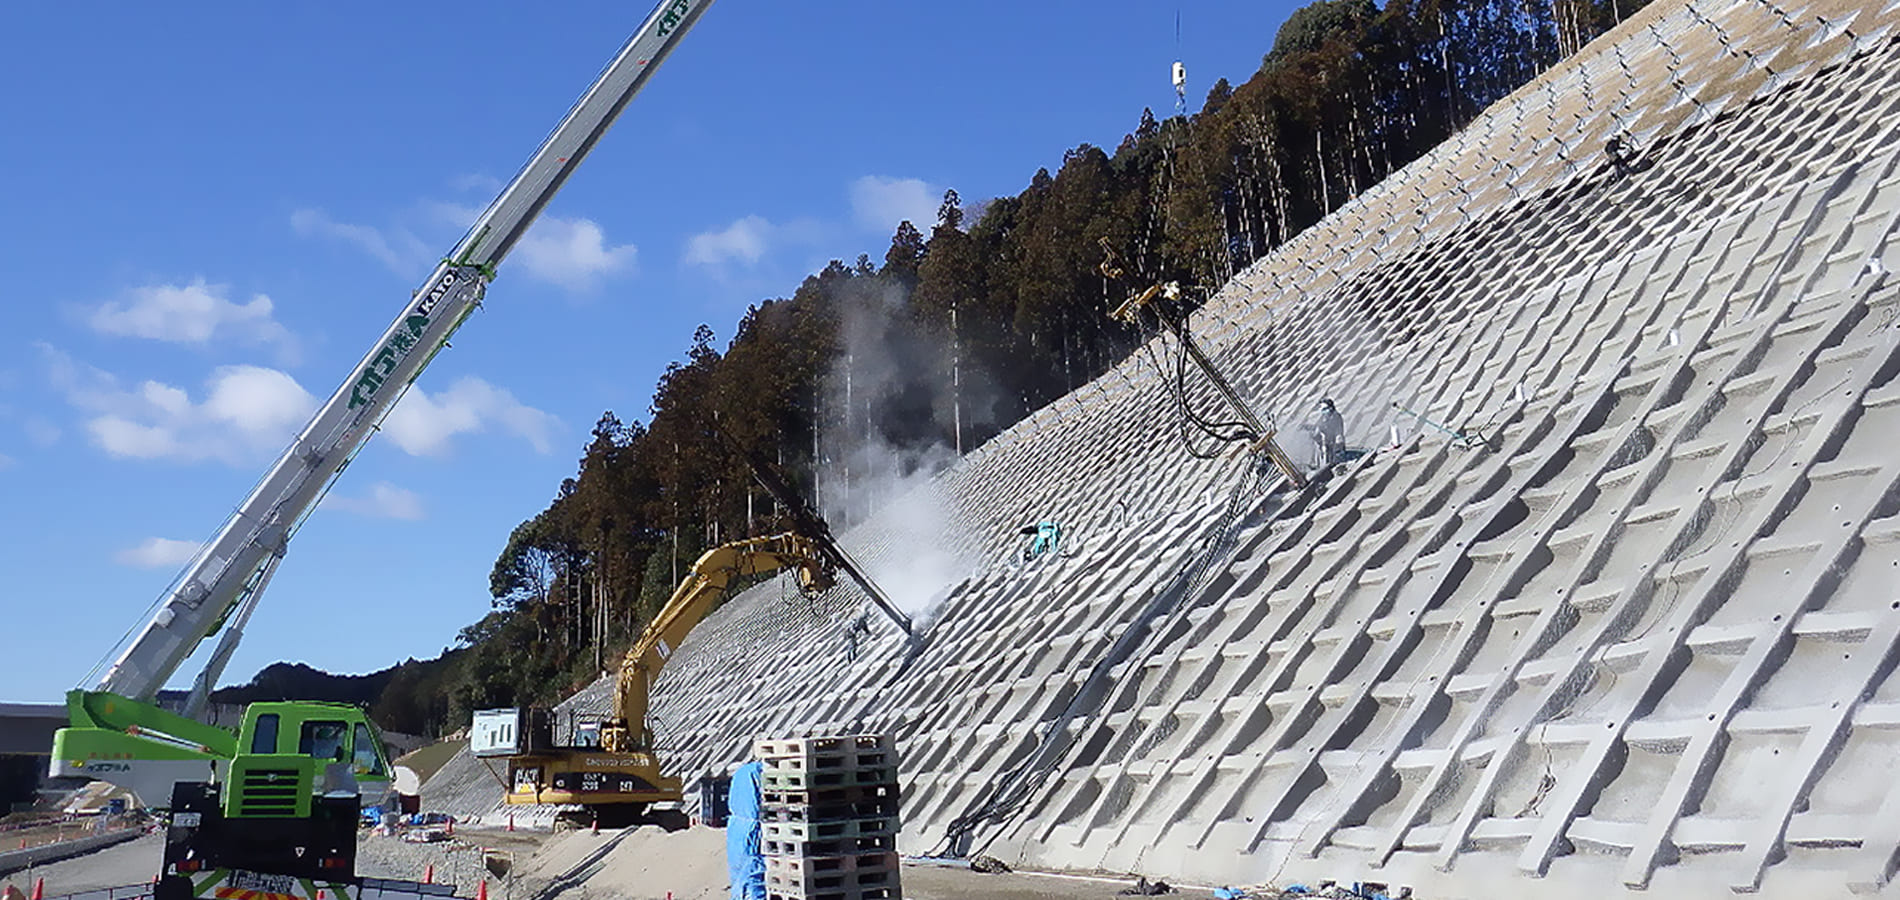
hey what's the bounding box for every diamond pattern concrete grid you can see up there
[424,0,1900,895]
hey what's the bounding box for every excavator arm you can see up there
[599,532,830,753]
[488,531,831,810]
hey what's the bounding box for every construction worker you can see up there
[1306,398,1346,469]
[727,760,766,900]
[1607,132,1637,178]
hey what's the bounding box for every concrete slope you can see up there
[431,0,1900,895]
[635,0,1900,896]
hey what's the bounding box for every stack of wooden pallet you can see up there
[755,734,901,900]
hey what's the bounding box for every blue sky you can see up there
[0,0,1301,703]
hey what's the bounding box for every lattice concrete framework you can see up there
[425,0,1900,895]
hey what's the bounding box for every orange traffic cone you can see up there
[477,881,488,900]
[31,878,43,900]
[423,864,434,884]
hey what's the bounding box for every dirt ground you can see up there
[906,862,1186,900]
[0,832,163,895]
[3,827,1203,900]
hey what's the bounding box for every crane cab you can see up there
[53,691,392,813]
[233,701,393,808]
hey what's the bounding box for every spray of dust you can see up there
[819,279,986,623]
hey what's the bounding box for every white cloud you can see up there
[681,215,830,273]
[295,199,627,292]
[514,217,636,292]
[87,279,296,359]
[115,537,203,569]
[291,208,429,275]
[324,481,425,521]
[685,215,772,268]
[0,452,14,470]
[381,376,557,457]
[849,175,941,235]
[41,345,317,465]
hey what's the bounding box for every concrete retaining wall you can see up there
[0,829,142,876]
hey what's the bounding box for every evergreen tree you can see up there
[387,0,1646,722]
[882,221,926,288]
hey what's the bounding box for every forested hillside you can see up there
[362,0,1649,738]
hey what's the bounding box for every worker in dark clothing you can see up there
[1607,132,1636,178]
[1306,398,1346,470]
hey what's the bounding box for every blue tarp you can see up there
[727,761,765,900]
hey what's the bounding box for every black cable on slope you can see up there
[929,450,1290,860]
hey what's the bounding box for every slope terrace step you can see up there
[1670,815,1750,852]
[1623,716,1696,751]
[1685,621,1768,654]
[1792,609,1880,642]
[1567,815,1641,853]
[1727,707,1818,735]
[1468,815,1538,849]
[1854,701,1900,729]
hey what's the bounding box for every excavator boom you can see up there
[477,532,830,809]
[605,533,831,752]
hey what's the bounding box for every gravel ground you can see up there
[357,827,548,897]
[359,825,1216,900]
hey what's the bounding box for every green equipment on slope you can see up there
[1018,522,1063,561]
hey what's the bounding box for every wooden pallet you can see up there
[762,796,900,823]
[763,888,898,900]
[766,852,900,894]
[754,734,893,761]
[762,766,898,792]
[763,816,898,843]
[758,734,896,774]
[762,832,896,858]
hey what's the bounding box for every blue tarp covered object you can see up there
[727,760,766,900]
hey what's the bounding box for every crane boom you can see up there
[95,0,716,707]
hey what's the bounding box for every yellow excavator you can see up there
[473,436,914,816]
[473,531,832,810]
